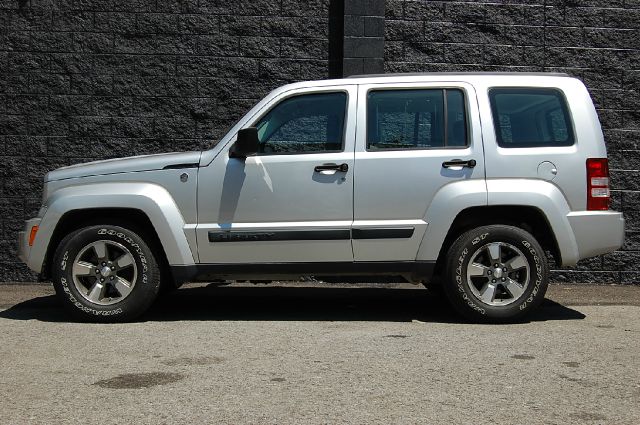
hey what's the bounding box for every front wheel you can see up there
[442,225,548,323]
[52,225,161,322]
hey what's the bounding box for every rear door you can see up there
[352,81,485,261]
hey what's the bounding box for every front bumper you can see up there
[567,211,625,261]
[17,218,42,271]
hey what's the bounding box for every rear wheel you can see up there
[442,225,548,323]
[52,225,161,322]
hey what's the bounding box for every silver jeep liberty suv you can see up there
[18,73,625,323]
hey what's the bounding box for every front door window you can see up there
[254,92,347,154]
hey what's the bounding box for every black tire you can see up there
[442,225,548,323]
[51,225,161,322]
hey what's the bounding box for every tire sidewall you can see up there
[52,225,160,321]
[446,225,548,321]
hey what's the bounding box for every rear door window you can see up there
[366,88,468,150]
[489,88,574,148]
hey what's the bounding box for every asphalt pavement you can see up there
[0,282,639,424]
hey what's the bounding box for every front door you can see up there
[352,82,485,261]
[196,86,357,264]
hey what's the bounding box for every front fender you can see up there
[27,182,196,273]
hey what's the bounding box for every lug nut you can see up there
[102,262,106,266]
[110,276,114,280]
[501,277,506,282]
[100,278,104,282]
[487,270,492,275]
[503,267,507,272]
[95,269,100,274]
[492,279,497,283]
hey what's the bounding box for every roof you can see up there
[346,72,570,79]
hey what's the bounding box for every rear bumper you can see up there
[567,211,624,262]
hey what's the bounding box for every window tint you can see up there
[367,89,467,150]
[254,92,347,154]
[489,88,574,148]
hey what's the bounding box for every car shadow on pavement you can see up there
[0,284,586,324]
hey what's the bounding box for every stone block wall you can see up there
[1,0,638,284]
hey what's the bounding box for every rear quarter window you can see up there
[489,88,575,148]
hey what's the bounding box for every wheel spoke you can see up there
[468,262,490,277]
[92,241,108,261]
[115,253,134,269]
[506,255,528,272]
[487,243,501,263]
[478,282,497,304]
[114,277,133,299]
[86,281,106,303]
[505,278,525,300]
[73,261,95,277]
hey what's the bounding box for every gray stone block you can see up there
[344,36,384,58]
[73,32,114,54]
[403,1,444,21]
[550,270,620,284]
[444,2,486,23]
[178,14,219,34]
[50,53,96,75]
[239,37,280,58]
[602,250,640,272]
[385,0,403,19]
[344,15,365,36]
[344,0,385,16]
[51,10,94,32]
[282,0,330,17]
[364,16,385,37]
[198,35,239,56]
[445,43,484,64]
[363,57,384,74]
[485,4,527,25]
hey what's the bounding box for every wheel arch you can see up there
[42,208,169,281]
[432,205,562,279]
[29,182,196,279]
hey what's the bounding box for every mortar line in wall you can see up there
[542,0,547,71]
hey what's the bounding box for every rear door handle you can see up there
[314,163,349,173]
[442,159,477,169]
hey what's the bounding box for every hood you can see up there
[45,151,202,182]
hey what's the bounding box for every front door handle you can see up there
[442,159,477,169]
[314,163,349,173]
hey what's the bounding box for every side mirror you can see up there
[229,127,259,158]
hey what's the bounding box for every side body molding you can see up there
[417,179,488,261]
[27,182,196,273]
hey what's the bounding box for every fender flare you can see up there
[416,179,488,262]
[486,179,579,266]
[416,179,580,266]
[28,182,196,273]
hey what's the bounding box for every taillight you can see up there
[586,158,610,211]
